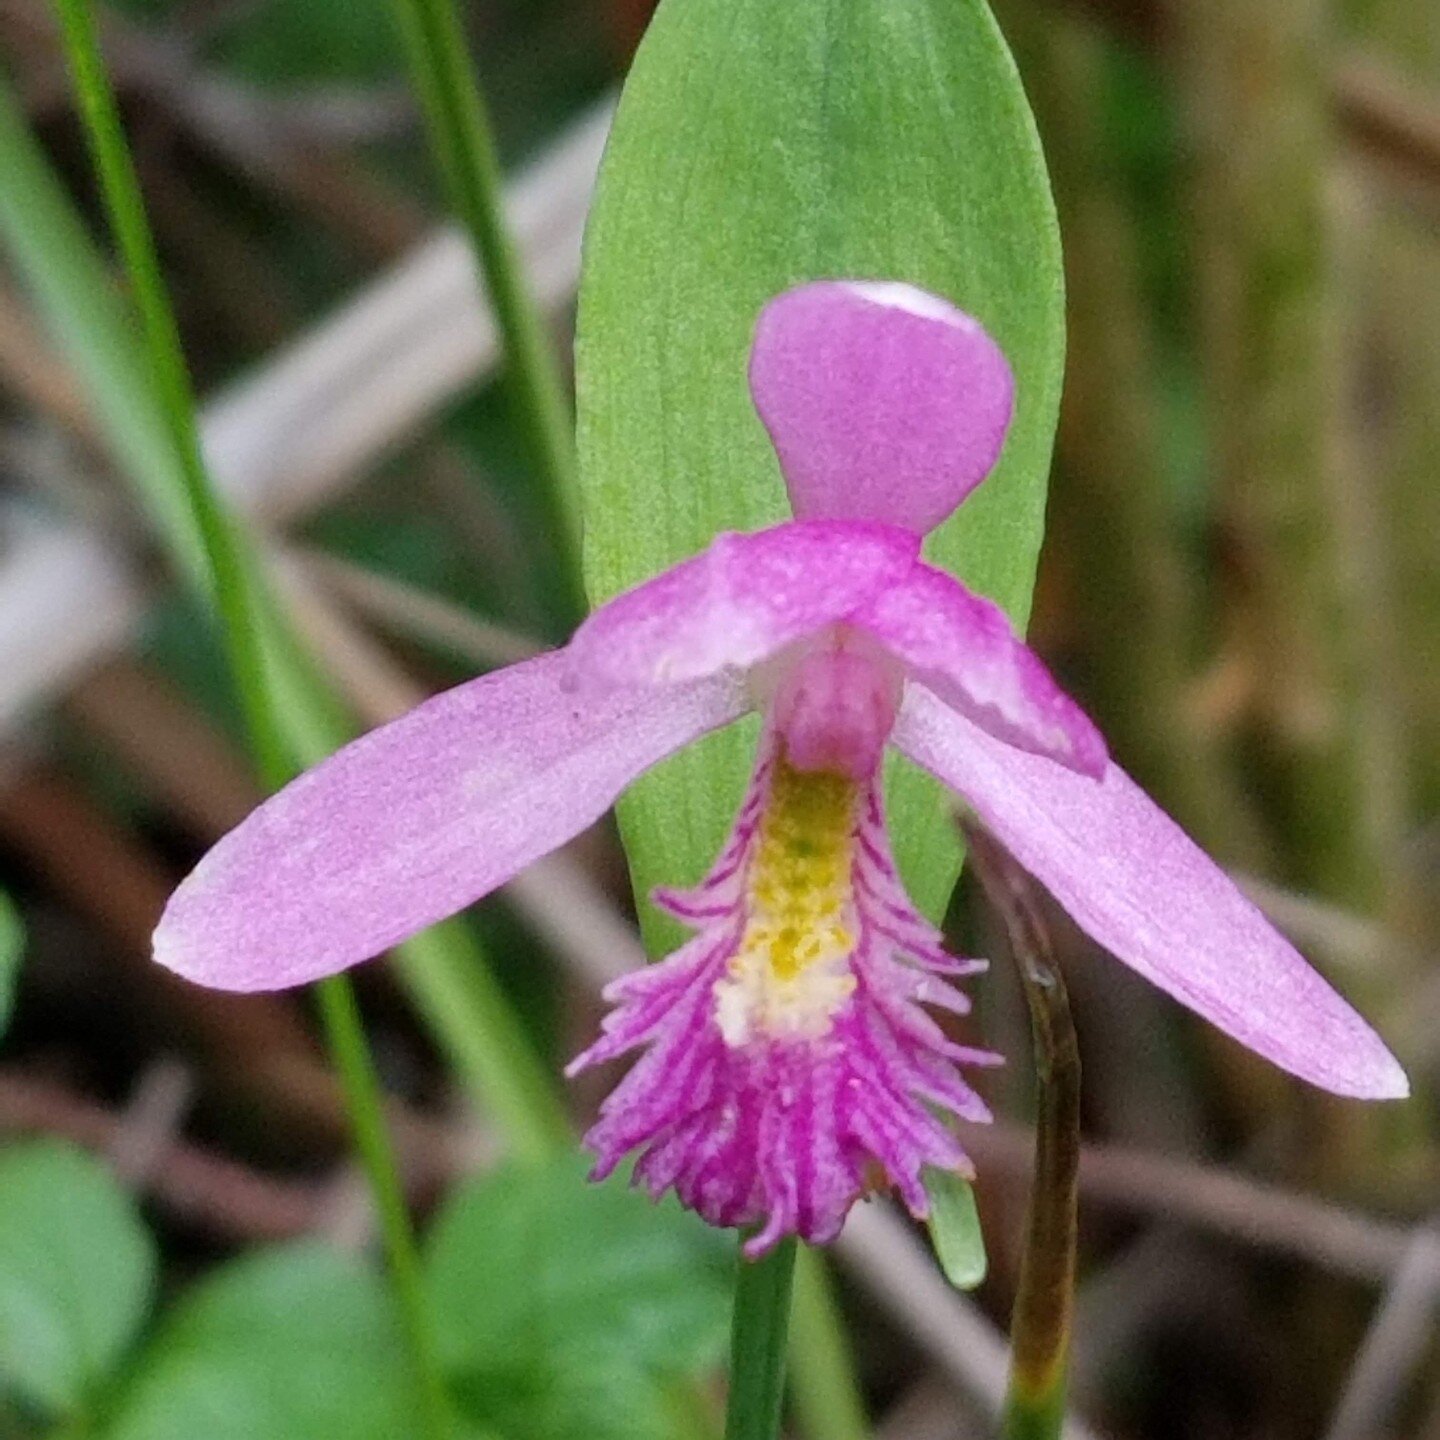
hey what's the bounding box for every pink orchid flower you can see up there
[155,280,1405,1256]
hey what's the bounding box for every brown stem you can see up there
[961,816,1081,1417]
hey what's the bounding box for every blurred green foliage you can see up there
[429,1156,731,1440]
[0,1143,156,1423]
[108,1246,416,1440]
[0,1144,729,1438]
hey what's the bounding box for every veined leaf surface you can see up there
[577,0,1064,943]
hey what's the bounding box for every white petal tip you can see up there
[843,280,976,328]
[1360,1058,1410,1101]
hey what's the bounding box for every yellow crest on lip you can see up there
[714,757,860,1045]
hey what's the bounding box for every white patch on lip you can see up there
[714,951,856,1046]
[844,280,972,329]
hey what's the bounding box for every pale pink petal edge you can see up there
[892,685,1408,1100]
[852,561,1107,777]
[565,518,919,692]
[155,653,746,992]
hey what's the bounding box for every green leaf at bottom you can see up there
[106,1246,415,1440]
[0,1141,155,1419]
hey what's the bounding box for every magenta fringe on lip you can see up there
[567,752,997,1256]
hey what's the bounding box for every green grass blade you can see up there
[312,975,460,1438]
[53,0,286,783]
[385,0,581,612]
[0,78,201,577]
[393,923,570,1164]
[0,890,24,1042]
[46,9,451,1431]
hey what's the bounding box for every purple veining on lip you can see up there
[568,736,996,1254]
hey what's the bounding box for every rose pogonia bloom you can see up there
[155,280,1406,1255]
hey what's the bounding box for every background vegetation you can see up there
[0,0,1434,1436]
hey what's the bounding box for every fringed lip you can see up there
[568,737,996,1255]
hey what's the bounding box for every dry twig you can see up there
[1324,1224,1440,1440]
[0,1064,328,1240]
[967,1122,1413,1283]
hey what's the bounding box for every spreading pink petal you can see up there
[154,653,745,992]
[748,281,1014,536]
[891,686,1408,1100]
[852,562,1106,776]
[566,519,918,691]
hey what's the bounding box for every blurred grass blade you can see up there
[393,922,569,1163]
[54,0,285,783]
[46,9,466,1433]
[385,0,581,609]
[924,1168,988,1291]
[0,890,23,1043]
[0,79,202,576]
[960,816,1080,1440]
[577,0,1064,948]
[725,1239,797,1440]
[0,60,564,1158]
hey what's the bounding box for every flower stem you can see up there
[385,0,582,615]
[960,817,1080,1440]
[788,1248,869,1440]
[725,1238,797,1440]
[315,977,458,1438]
[51,5,454,1434]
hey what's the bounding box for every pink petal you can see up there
[566,519,919,691]
[853,562,1107,776]
[154,653,745,992]
[748,281,1015,536]
[892,686,1408,1100]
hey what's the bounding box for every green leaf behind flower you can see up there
[576,0,1064,946]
